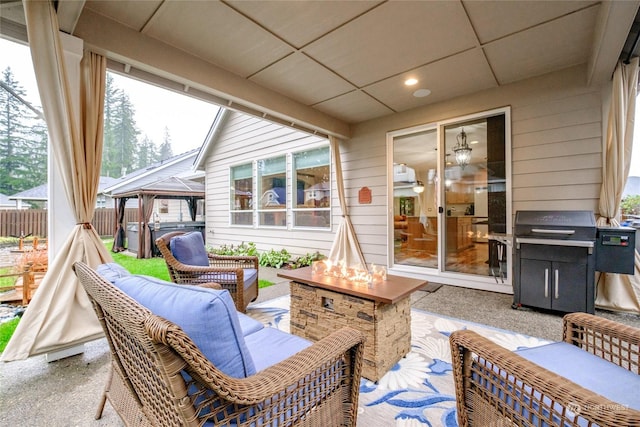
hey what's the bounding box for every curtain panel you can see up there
[1,0,111,361]
[327,136,367,271]
[595,57,640,314]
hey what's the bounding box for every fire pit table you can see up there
[277,266,427,382]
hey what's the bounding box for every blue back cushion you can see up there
[96,262,131,282]
[170,232,209,266]
[113,274,256,378]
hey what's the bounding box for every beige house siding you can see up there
[204,111,333,257]
[347,65,605,267]
[202,65,606,278]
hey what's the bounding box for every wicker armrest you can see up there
[207,254,259,270]
[450,329,640,426]
[167,326,365,404]
[563,312,640,374]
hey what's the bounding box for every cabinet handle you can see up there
[554,269,559,299]
[544,268,549,298]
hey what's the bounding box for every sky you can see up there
[0,37,220,154]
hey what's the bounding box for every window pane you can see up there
[293,147,330,229]
[258,156,286,227]
[293,147,330,208]
[294,210,330,228]
[258,156,287,209]
[230,163,253,225]
[232,212,253,226]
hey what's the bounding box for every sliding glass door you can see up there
[390,109,509,284]
[392,127,438,269]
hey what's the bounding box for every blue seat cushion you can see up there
[170,231,209,266]
[516,342,640,411]
[113,274,256,378]
[96,262,131,282]
[237,312,264,337]
[206,269,258,291]
[244,327,311,372]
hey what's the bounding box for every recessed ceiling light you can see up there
[405,78,418,86]
[413,88,431,98]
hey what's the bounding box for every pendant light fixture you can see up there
[412,180,425,193]
[454,128,472,169]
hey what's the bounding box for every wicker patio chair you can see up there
[155,231,259,312]
[73,261,365,427]
[450,312,640,426]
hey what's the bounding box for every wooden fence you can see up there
[0,208,138,238]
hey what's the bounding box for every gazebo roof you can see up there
[111,176,205,199]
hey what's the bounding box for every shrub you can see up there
[621,194,640,216]
[289,251,326,269]
[259,248,291,268]
[208,242,258,257]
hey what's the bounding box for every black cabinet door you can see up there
[549,261,588,313]
[520,259,552,309]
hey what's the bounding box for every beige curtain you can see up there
[1,0,111,361]
[595,57,640,314]
[327,136,367,270]
[141,194,156,258]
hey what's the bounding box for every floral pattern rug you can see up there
[247,295,550,427]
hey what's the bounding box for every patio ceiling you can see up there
[1,0,639,138]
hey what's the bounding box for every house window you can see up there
[230,163,253,225]
[257,156,287,227]
[159,199,169,213]
[229,145,331,229]
[293,147,330,228]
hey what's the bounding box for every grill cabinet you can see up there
[513,210,596,314]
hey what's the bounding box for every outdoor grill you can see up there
[512,210,636,314]
[513,210,597,314]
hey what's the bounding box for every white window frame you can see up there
[228,144,332,230]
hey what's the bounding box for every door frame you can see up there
[386,106,513,293]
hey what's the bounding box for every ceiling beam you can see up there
[587,0,640,85]
[73,8,351,139]
[55,0,85,34]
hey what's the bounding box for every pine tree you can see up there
[23,120,48,188]
[136,134,158,169]
[158,126,173,161]
[101,75,139,177]
[101,74,118,177]
[0,67,47,195]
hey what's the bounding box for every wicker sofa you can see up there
[449,313,640,426]
[73,261,365,427]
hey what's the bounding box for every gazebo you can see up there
[110,176,205,258]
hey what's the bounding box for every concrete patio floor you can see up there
[2,267,640,426]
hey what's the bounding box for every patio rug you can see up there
[246,295,550,427]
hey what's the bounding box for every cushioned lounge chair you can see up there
[74,261,365,427]
[450,312,640,426]
[155,231,259,312]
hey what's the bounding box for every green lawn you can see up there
[0,267,18,290]
[109,248,171,281]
